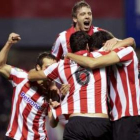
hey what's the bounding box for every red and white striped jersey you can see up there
[6,67,49,140]
[109,47,140,121]
[44,50,108,119]
[51,26,104,60]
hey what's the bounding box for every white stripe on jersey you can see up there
[100,68,108,114]
[70,64,81,113]
[6,78,28,136]
[14,88,37,139]
[91,51,108,114]
[124,66,133,116]
[93,27,99,32]
[110,47,140,120]
[46,51,108,118]
[59,31,68,57]
[6,68,48,140]
[58,60,69,114]
[110,82,118,119]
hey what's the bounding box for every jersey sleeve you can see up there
[9,67,27,87]
[51,35,63,61]
[44,63,59,80]
[113,46,134,62]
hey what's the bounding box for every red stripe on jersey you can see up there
[20,83,31,139]
[32,93,45,140]
[65,28,74,53]
[127,61,138,115]
[120,52,133,62]
[87,26,94,35]
[7,87,16,131]
[94,69,102,113]
[9,74,24,85]
[51,26,102,60]
[56,106,62,117]
[117,67,130,116]
[79,86,88,113]
[110,47,140,120]
[56,44,63,60]
[64,59,74,114]
[9,87,25,137]
[110,69,122,119]
[32,110,41,139]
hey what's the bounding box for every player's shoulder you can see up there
[90,50,105,58]
[58,27,73,36]
[92,26,106,32]
[59,31,67,36]
[11,67,28,75]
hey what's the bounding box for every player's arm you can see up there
[28,69,46,81]
[111,37,136,50]
[28,63,58,81]
[48,109,59,128]
[103,37,136,51]
[66,52,120,69]
[0,33,21,78]
[66,37,135,69]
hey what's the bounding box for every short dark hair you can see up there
[70,31,90,53]
[35,52,56,70]
[89,31,114,51]
[72,1,91,27]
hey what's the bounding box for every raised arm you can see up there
[0,33,21,78]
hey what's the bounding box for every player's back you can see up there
[54,50,108,117]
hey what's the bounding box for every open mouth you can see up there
[84,21,90,29]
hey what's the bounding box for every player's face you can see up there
[37,58,56,87]
[74,7,92,32]
[41,58,56,70]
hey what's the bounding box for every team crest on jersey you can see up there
[75,67,90,85]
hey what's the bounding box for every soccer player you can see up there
[51,0,110,61]
[66,31,140,140]
[0,33,59,140]
[28,31,112,140]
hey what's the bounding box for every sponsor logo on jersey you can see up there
[21,92,42,110]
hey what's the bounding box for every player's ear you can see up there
[73,17,77,23]
[36,64,41,71]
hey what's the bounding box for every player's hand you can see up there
[60,84,70,96]
[49,99,60,108]
[7,33,21,44]
[103,38,118,51]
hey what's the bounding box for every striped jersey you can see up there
[6,67,49,140]
[109,47,140,121]
[51,26,104,60]
[44,50,108,119]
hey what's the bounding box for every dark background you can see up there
[0,0,140,140]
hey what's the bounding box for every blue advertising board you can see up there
[126,0,140,46]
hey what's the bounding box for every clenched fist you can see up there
[7,33,21,44]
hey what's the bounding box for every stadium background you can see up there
[0,0,140,139]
